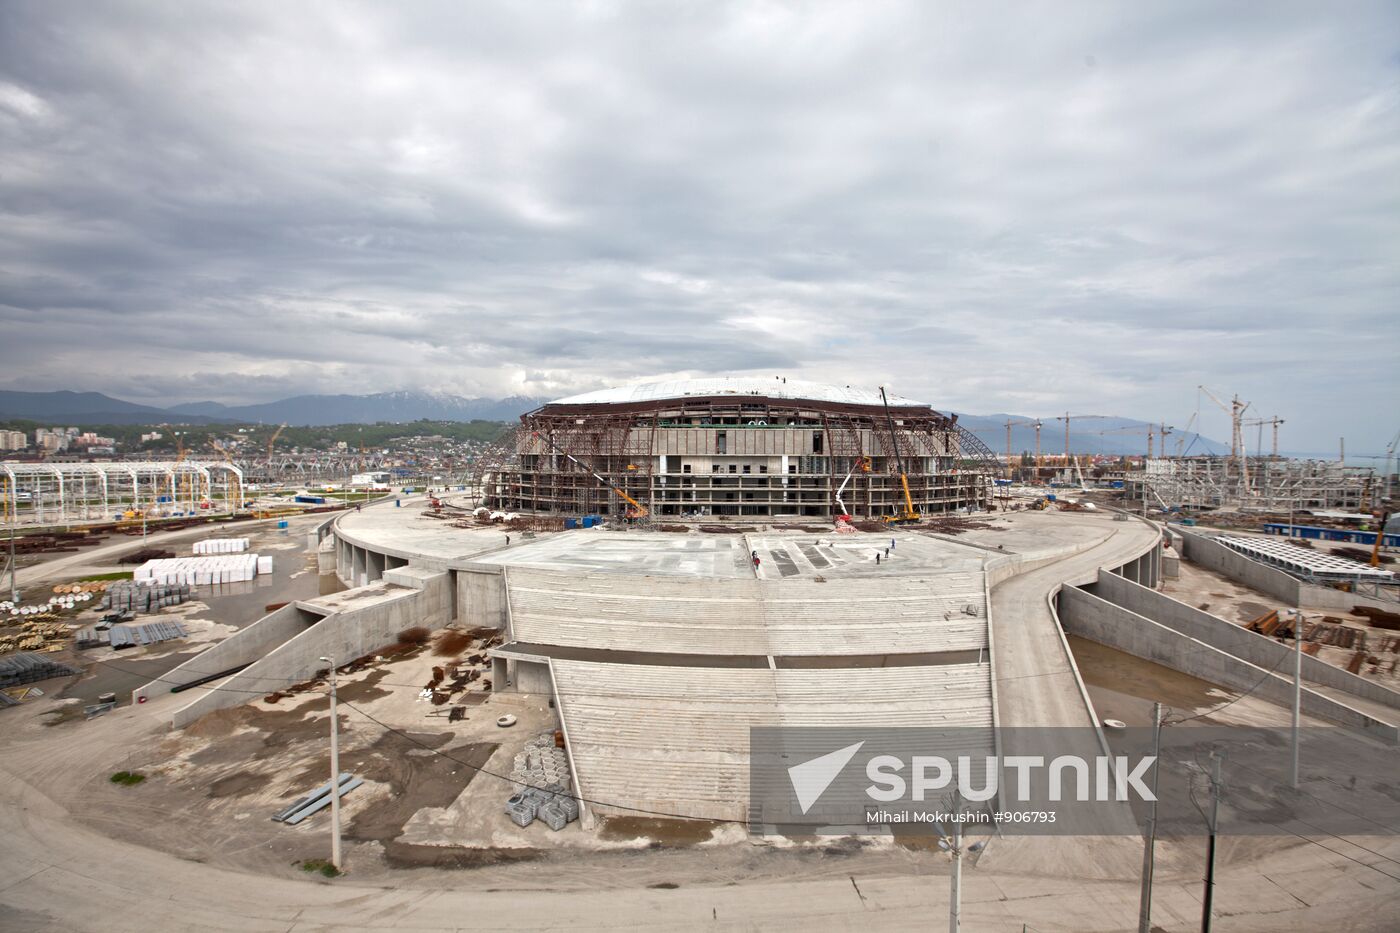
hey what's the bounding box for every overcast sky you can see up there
[1,2,1396,452]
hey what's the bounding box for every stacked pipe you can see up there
[193,537,250,554]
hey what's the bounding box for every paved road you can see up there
[11,514,326,590]
[2,695,1397,932]
[990,514,1159,732]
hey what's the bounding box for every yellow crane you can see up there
[266,423,287,462]
[530,431,649,520]
[879,387,920,524]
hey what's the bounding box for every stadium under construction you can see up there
[474,378,997,519]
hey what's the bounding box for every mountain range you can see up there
[0,390,548,427]
[0,389,1228,456]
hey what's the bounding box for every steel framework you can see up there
[1140,457,1375,511]
[2,461,245,526]
[476,393,997,520]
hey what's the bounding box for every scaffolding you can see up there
[476,393,996,520]
[1,461,245,527]
[1139,457,1375,511]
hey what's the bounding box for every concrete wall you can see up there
[170,569,453,727]
[1087,570,1400,712]
[457,566,509,630]
[512,658,552,694]
[1298,583,1400,613]
[132,603,325,705]
[1059,585,1398,743]
[1178,529,1301,605]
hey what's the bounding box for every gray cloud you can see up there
[1,1,1397,453]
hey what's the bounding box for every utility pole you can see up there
[1292,613,1302,789]
[1202,751,1223,933]
[7,499,18,603]
[319,655,344,871]
[938,793,982,933]
[1137,702,1163,933]
[950,817,962,933]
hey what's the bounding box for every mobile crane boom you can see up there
[879,387,920,524]
[531,431,649,520]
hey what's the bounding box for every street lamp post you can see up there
[318,655,343,871]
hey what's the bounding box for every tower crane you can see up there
[1003,418,1043,481]
[1243,416,1285,458]
[1198,386,1250,487]
[1052,413,1114,459]
[1095,424,1174,460]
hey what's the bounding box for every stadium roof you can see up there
[550,378,927,408]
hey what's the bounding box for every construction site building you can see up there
[476,378,997,519]
[1135,457,1376,511]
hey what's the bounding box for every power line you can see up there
[1163,641,1296,726]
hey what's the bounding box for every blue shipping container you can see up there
[564,518,578,529]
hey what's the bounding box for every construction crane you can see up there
[1243,416,1285,458]
[1198,386,1251,486]
[266,423,288,462]
[1371,511,1391,568]
[1385,427,1400,505]
[1052,413,1115,461]
[879,387,920,524]
[1095,424,1173,460]
[530,431,649,521]
[1174,411,1198,456]
[834,456,872,519]
[1004,418,1043,481]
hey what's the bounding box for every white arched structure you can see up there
[1,461,244,526]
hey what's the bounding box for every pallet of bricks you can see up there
[193,537,250,555]
[504,732,579,830]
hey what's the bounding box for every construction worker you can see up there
[875,553,881,565]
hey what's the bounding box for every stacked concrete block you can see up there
[134,555,265,585]
[193,537,250,554]
[100,581,192,614]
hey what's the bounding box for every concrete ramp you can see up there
[1059,584,1398,743]
[142,567,453,728]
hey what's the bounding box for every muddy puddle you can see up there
[1066,635,1220,727]
[599,816,724,846]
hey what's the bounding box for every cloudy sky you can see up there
[1,1,1396,452]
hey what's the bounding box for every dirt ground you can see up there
[1160,556,1400,692]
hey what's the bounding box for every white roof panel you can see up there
[550,378,927,408]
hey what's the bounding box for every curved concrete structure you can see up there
[8,501,1400,931]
